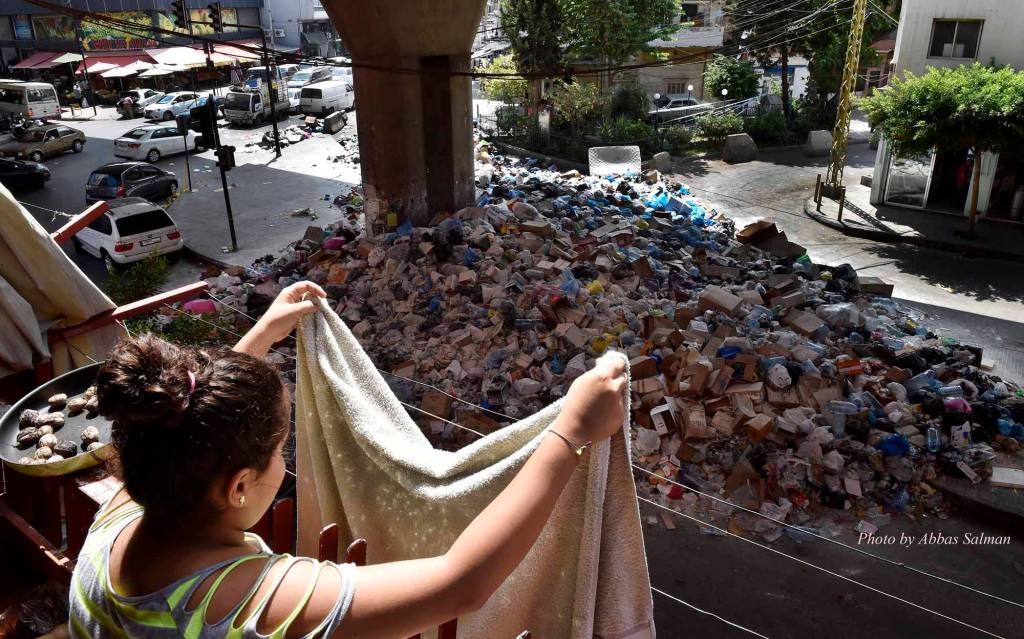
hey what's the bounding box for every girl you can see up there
[70,281,628,638]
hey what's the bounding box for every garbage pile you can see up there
[246,113,349,151]
[192,146,1024,540]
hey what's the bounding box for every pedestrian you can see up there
[121,95,133,119]
[69,281,628,638]
[72,82,82,106]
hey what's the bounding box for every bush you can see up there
[495,104,528,135]
[103,253,169,305]
[743,109,787,146]
[548,80,607,133]
[610,84,651,121]
[704,54,760,100]
[696,111,743,148]
[600,115,655,143]
[126,312,240,348]
[479,54,527,103]
[663,125,693,155]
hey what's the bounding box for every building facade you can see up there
[1,0,264,76]
[262,0,344,58]
[870,0,1024,222]
[628,0,726,101]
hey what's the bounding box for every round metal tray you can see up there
[0,362,113,477]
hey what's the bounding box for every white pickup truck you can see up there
[222,80,289,126]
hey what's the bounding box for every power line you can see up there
[638,497,1008,639]
[651,587,770,638]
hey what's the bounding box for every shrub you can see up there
[663,125,693,155]
[696,111,743,148]
[600,115,654,143]
[495,105,528,135]
[610,83,651,121]
[480,54,527,103]
[103,253,169,305]
[704,54,759,100]
[743,109,787,146]
[548,80,607,133]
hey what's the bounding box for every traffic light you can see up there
[204,41,215,71]
[171,0,188,30]
[216,145,236,171]
[208,2,224,33]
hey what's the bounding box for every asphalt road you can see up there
[8,108,310,284]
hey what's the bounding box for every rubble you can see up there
[189,140,1024,542]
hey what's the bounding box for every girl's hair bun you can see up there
[95,334,193,428]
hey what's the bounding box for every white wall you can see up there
[264,0,317,49]
[893,0,1024,76]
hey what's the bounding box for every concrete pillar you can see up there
[322,0,486,229]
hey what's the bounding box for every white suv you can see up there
[144,92,200,121]
[73,197,184,271]
[114,124,201,163]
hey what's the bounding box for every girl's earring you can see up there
[239,495,246,507]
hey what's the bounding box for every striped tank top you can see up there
[69,497,356,638]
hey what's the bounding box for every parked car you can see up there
[113,124,201,163]
[116,89,164,118]
[300,80,353,116]
[85,161,178,204]
[0,123,85,162]
[0,157,49,190]
[287,66,332,89]
[144,92,201,121]
[647,95,713,124]
[286,87,302,113]
[73,197,183,271]
[0,81,61,120]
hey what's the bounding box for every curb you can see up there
[182,245,237,271]
[930,476,1024,530]
[803,198,1024,264]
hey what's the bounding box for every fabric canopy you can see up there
[0,184,122,378]
[12,51,61,70]
[138,64,181,77]
[100,60,152,78]
[50,52,84,65]
[76,53,154,75]
[145,46,206,69]
[214,44,262,62]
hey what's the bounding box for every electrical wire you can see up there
[638,496,1008,639]
[651,587,770,638]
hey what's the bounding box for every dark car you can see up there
[0,157,50,190]
[85,161,178,204]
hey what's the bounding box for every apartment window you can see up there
[666,80,693,95]
[681,2,703,25]
[928,19,983,59]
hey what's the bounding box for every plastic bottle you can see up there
[827,401,858,438]
[936,385,964,398]
[903,370,936,392]
[927,426,940,453]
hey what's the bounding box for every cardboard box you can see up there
[681,404,710,440]
[630,355,660,379]
[746,414,775,441]
[857,276,894,297]
[783,310,826,336]
[698,285,743,315]
[421,391,452,419]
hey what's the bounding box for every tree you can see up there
[500,0,564,107]
[861,64,1024,235]
[548,80,607,135]
[560,0,678,86]
[480,54,528,103]
[704,54,759,100]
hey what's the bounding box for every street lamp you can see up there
[654,92,661,133]
[687,84,694,103]
[721,88,728,99]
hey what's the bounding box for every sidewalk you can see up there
[804,181,1024,263]
[60,105,122,122]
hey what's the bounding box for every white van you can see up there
[0,82,61,120]
[300,80,353,115]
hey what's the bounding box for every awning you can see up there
[100,61,152,78]
[139,64,182,78]
[12,51,61,70]
[214,44,262,63]
[50,52,84,65]
[76,53,154,75]
[146,46,207,69]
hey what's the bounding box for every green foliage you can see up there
[743,108,788,146]
[126,313,240,348]
[480,55,527,103]
[500,0,564,75]
[696,111,744,148]
[610,83,652,121]
[102,253,169,305]
[559,0,678,64]
[663,125,693,155]
[599,115,654,143]
[495,104,529,134]
[704,55,759,100]
[548,81,607,131]
[860,64,1024,158]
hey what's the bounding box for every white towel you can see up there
[295,299,655,638]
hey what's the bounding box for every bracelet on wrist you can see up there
[548,429,591,458]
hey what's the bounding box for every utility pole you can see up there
[823,0,868,197]
[74,17,97,117]
[259,27,282,158]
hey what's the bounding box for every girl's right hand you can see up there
[554,355,628,445]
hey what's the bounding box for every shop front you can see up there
[871,139,1024,223]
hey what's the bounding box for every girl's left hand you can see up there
[234,281,326,357]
